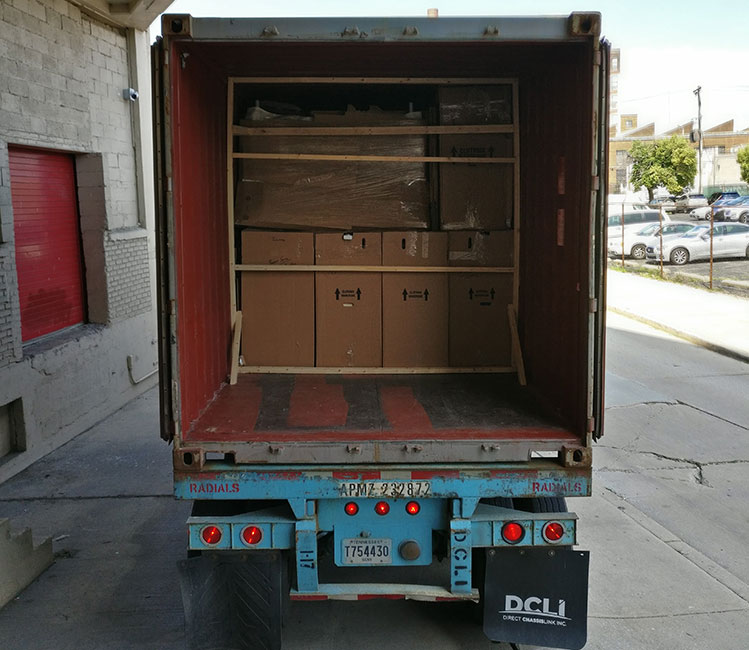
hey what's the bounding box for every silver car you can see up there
[646,223,749,265]
[714,196,749,223]
[608,221,695,259]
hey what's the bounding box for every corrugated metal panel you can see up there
[170,46,231,432]
[9,147,86,342]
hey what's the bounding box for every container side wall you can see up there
[171,43,230,433]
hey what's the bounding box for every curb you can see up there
[608,306,749,365]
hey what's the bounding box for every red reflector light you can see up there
[201,525,222,546]
[241,526,263,546]
[406,501,420,515]
[375,501,390,516]
[543,522,565,543]
[345,502,359,516]
[501,522,524,544]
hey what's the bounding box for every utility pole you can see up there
[693,86,703,193]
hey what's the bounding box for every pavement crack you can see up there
[641,451,712,487]
[589,606,749,620]
[676,400,749,432]
[0,494,174,502]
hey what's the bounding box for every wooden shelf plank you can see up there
[233,124,514,137]
[234,152,515,164]
[230,76,514,85]
[238,366,515,375]
[234,265,515,273]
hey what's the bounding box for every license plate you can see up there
[338,481,431,498]
[342,538,392,565]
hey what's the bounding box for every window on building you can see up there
[9,146,87,342]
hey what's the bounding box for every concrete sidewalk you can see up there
[606,269,749,363]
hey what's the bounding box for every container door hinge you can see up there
[589,298,598,313]
[587,417,595,432]
[594,50,602,67]
[592,175,600,191]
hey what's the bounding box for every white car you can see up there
[645,223,749,265]
[607,210,670,243]
[608,221,695,260]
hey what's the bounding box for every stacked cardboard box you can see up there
[438,86,514,231]
[315,233,382,367]
[235,106,429,231]
[240,231,315,367]
[382,232,449,367]
[448,231,514,367]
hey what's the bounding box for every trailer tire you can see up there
[513,496,568,513]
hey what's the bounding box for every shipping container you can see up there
[153,12,609,650]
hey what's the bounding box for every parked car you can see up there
[645,222,749,265]
[608,210,670,242]
[691,195,737,220]
[608,221,694,259]
[713,195,749,223]
[707,191,739,205]
[648,196,676,213]
[674,193,708,212]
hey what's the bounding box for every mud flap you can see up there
[178,551,287,650]
[483,548,589,650]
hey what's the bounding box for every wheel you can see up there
[631,244,646,260]
[670,247,689,265]
[746,245,749,259]
[739,212,749,224]
[513,496,568,513]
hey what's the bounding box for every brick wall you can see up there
[0,1,158,480]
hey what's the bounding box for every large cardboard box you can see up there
[315,233,382,367]
[240,231,314,367]
[439,134,514,230]
[236,106,429,231]
[449,273,513,367]
[447,230,514,267]
[438,85,513,126]
[382,232,448,367]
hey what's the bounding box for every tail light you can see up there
[501,522,525,544]
[344,502,359,516]
[543,522,565,543]
[375,501,390,515]
[200,525,222,546]
[405,501,420,515]
[241,526,263,546]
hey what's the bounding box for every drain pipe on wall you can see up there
[127,355,158,385]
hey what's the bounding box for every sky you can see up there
[151,1,749,133]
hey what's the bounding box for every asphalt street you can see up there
[0,311,748,649]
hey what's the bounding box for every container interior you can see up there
[167,38,595,452]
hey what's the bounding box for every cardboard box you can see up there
[438,85,513,125]
[449,273,513,367]
[315,233,382,367]
[439,134,514,230]
[382,232,448,367]
[382,231,448,267]
[236,106,429,231]
[240,231,314,366]
[448,231,514,267]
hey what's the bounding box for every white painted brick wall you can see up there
[0,1,158,482]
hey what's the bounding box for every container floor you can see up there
[184,374,577,444]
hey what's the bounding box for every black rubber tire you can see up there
[513,496,568,513]
[740,212,749,224]
[670,247,689,265]
[631,244,646,260]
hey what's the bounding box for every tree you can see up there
[629,136,698,201]
[738,145,749,184]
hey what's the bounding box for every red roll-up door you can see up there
[9,147,86,342]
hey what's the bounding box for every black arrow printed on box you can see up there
[335,288,340,300]
[469,288,474,300]
[356,288,361,300]
[424,289,429,301]
[402,289,408,301]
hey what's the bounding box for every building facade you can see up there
[0,0,170,481]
